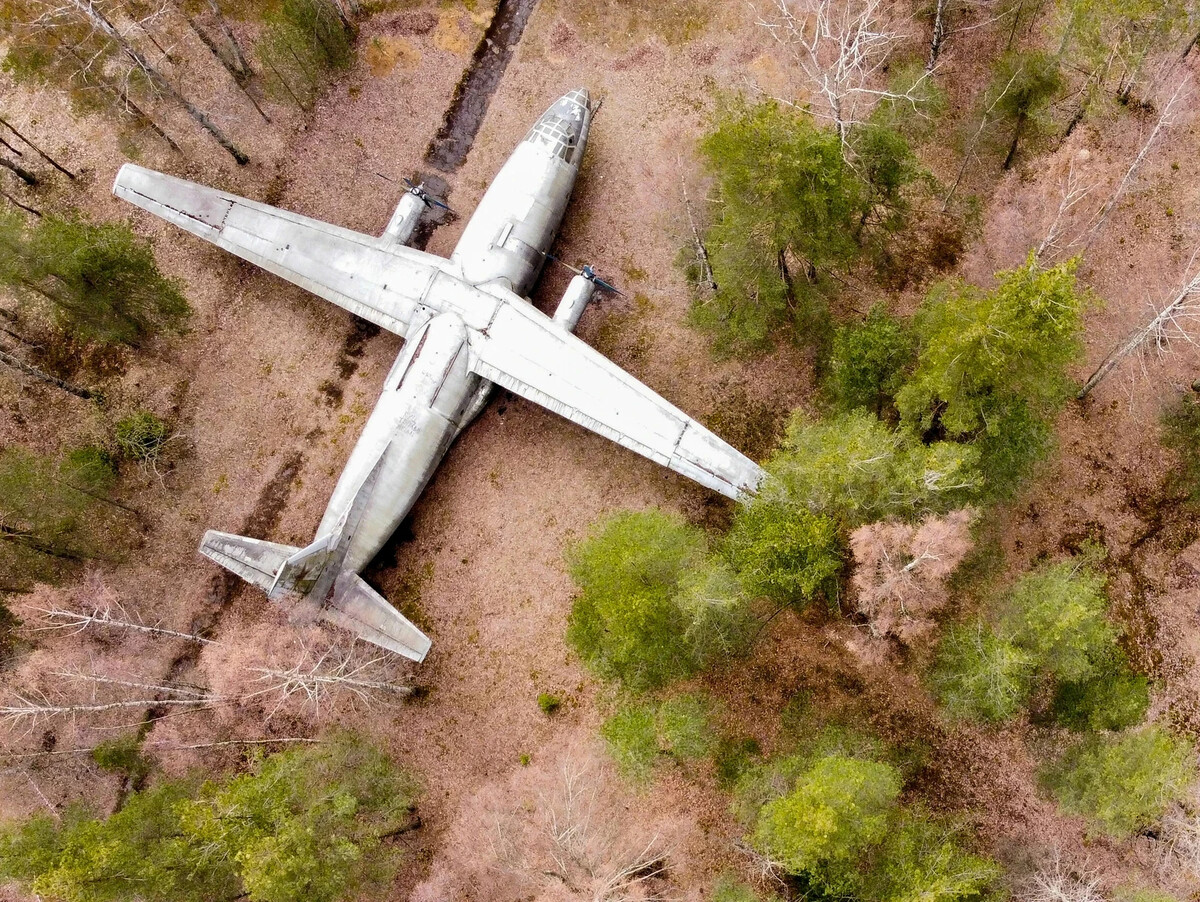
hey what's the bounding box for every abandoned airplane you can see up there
[112,88,767,664]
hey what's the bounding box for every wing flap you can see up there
[113,164,441,337]
[470,302,765,499]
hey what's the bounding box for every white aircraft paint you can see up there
[113,88,766,663]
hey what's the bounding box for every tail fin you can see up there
[198,443,430,661]
[321,570,432,662]
[200,531,299,591]
[269,534,336,599]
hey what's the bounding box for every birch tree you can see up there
[1,0,249,162]
[1077,253,1200,398]
[755,0,928,154]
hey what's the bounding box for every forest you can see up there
[1,0,1200,898]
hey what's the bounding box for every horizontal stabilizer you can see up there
[321,570,432,662]
[200,530,299,592]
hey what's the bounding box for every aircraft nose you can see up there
[563,87,590,109]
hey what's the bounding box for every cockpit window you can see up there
[524,114,577,163]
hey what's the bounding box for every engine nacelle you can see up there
[381,191,425,248]
[552,274,595,332]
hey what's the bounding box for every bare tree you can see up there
[756,0,927,154]
[22,590,215,644]
[414,745,677,901]
[0,346,99,399]
[241,641,413,721]
[22,0,249,162]
[1,689,211,732]
[203,619,413,724]
[679,159,715,294]
[0,156,39,186]
[1035,155,1093,262]
[490,754,672,901]
[1157,798,1200,879]
[1080,73,1192,255]
[1077,254,1200,399]
[1022,853,1105,902]
[0,189,41,216]
[942,65,1021,210]
[849,508,975,642]
[0,115,75,179]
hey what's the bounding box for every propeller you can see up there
[402,176,454,214]
[545,252,626,297]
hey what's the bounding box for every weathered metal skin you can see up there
[319,312,481,573]
[452,88,591,295]
[111,87,768,664]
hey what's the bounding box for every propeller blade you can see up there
[545,251,583,277]
[543,252,626,296]
[402,177,455,214]
[591,276,626,297]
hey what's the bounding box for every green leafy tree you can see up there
[726,498,842,607]
[713,875,781,902]
[0,735,419,902]
[27,215,189,347]
[566,511,749,690]
[850,124,930,262]
[865,811,1000,902]
[0,446,126,592]
[1051,648,1149,731]
[9,781,231,902]
[91,733,152,786]
[826,304,916,417]
[757,410,981,528]
[257,0,354,110]
[1055,0,1188,113]
[694,101,863,352]
[181,737,416,902]
[1042,726,1195,837]
[1001,560,1114,683]
[898,255,1085,499]
[676,560,756,661]
[930,623,1036,722]
[1,210,189,348]
[751,755,901,889]
[986,51,1064,169]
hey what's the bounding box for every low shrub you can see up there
[600,703,659,783]
[600,693,721,783]
[1162,396,1200,504]
[114,410,169,463]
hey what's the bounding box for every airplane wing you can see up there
[468,301,766,500]
[113,164,440,337]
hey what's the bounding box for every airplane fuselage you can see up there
[317,89,593,572]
